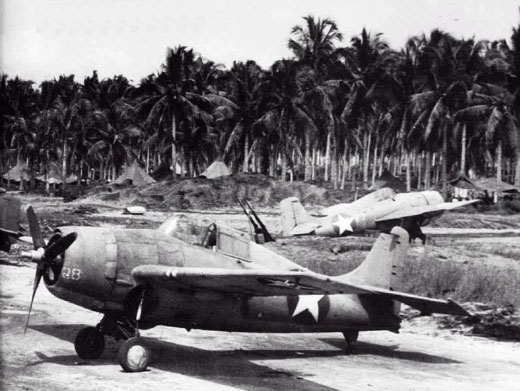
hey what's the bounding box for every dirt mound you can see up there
[81,173,331,209]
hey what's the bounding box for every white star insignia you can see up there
[333,214,354,235]
[292,295,324,322]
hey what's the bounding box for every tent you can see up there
[1,164,32,183]
[368,170,406,192]
[113,162,156,186]
[199,161,231,179]
[36,162,78,184]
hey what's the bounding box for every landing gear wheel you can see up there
[118,337,151,372]
[74,327,105,359]
[342,330,359,354]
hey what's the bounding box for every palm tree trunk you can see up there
[378,147,384,177]
[362,132,371,187]
[324,133,331,181]
[371,137,378,187]
[331,136,337,189]
[340,148,347,190]
[311,145,319,180]
[442,124,448,199]
[304,133,312,181]
[425,151,432,188]
[243,133,249,173]
[496,142,503,182]
[62,136,68,190]
[171,113,177,180]
[515,148,520,186]
[281,153,287,181]
[461,124,467,174]
[417,152,423,190]
[406,151,412,192]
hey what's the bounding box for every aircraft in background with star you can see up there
[280,188,479,242]
[21,205,468,372]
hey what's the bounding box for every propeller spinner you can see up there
[22,206,77,333]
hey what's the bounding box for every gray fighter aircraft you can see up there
[281,188,478,241]
[0,192,22,252]
[21,206,468,372]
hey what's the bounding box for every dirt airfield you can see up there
[1,194,520,391]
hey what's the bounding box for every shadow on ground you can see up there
[28,323,460,391]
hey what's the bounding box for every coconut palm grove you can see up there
[2,16,520,195]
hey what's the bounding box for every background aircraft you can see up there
[21,206,468,372]
[280,189,479,242]
[0,192,22,252]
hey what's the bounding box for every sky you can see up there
[1,0,519,85]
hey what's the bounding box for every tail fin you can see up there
[280,197,312,235]
[341,226,408,291]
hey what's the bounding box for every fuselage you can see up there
[44,226,400,334]
[313,191,444,236]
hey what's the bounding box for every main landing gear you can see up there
[74,313,151,372]
[342,330,359,354]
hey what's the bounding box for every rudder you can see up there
[280,197,312,235]
[341,226,408,291]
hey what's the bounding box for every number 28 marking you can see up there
[62,267,81,280]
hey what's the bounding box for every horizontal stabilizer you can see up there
[365,286,470,316]
[290,222,319,235]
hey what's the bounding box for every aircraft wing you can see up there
[132,265,469,316]
[375,199,479,222]
[132,265,372,296]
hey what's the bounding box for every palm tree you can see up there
[136,46,211,179]
[288,15,343,75]
[207,60,263,173]
[406,31,483,196]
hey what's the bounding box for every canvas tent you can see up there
[36,162,78,185]
[113,162,156,186]
[199,161,231,179]
[1,164,32,183]
[368,170,406,192]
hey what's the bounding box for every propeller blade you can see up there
[44,232,77,261]
[26,206,46,250]
[24,265,45,334]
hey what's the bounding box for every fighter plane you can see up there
[280,188,479,242]
[0,192,22,252]
[21,205,469,372]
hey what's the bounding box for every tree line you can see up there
[1,15,520,196]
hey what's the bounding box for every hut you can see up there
[113,162,156,186]
[36,162,78,185]
[199,161,231,179]
[448,174,481,200]
[1,164,32,183]
[474,178,520,203]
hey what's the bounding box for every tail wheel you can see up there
[342,330,359,343]
[118,337,151,372]
[74,327,105,359]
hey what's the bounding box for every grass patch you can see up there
[401,254,520,307]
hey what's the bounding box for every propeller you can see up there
[22,206,77,333]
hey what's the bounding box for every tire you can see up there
[74,327,105,359]
[118,337,151,372]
